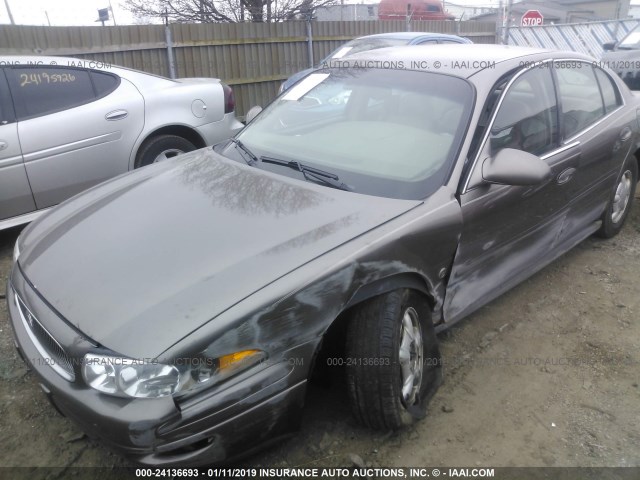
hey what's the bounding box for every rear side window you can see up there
[90,71,120,97]
[6,67,95,120]
[594,67,622,114]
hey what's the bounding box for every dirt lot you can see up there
[1,196,639,474]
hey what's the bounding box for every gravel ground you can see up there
[1,195,639,475]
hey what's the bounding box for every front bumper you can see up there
[7,265,313,466]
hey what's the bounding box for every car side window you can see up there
[555,64,606,138]
[0,70,15,124]
[593,67,622,114]
[90,71,120,98]
[489,67,558,157]
[6,67,95,120]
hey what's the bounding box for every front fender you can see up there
[344,272,434,310]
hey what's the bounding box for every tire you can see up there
[596,157,638,238]
[135,135,196,168]
[345,289,442,430]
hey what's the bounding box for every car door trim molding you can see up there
[22,131,122,164]
[0,206,53,230]
[461,58,624,195]
[562,105,626,144]
[540,140,581,160]
[0,153,24,168]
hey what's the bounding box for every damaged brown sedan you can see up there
[7,45,639,466]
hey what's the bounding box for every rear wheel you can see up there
[596,157,638,238]
[345,289,442,430]
[135,135,196,168]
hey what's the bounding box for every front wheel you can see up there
[345,289,442,430]
[135,135,196,168]
[596,157,638,238]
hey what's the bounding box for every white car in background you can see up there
[0,56,243,230]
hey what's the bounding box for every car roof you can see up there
[355,31,468,42]
[0,55,174,85]
[342,44,595,79]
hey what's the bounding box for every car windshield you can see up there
[229,67,474,200]
[326,37,411,60]
[618,29,640,49]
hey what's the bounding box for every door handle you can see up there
[105,110,128,121]
[620,127,632,142]
[557,167,576,185]
[0,141,7,151]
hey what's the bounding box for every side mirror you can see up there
[482,148,552,186]
[245,106,262,124]
[602,42,616,51]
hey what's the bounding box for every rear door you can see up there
[552,62,632,228]
[4,66,144,209]
[0,69,36,223]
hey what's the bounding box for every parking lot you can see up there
[2,193,639,471]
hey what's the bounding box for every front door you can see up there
[444,65,581,323]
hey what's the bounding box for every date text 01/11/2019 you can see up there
[136,467,497,478]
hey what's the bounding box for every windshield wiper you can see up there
[229,138,258,166]
[260,156,352,191]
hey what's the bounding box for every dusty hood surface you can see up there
[18,150,420,358]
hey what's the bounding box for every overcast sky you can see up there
[0,0,135,26]
[0,0,507,26]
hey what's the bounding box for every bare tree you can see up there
[123,0,336,23]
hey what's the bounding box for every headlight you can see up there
[12,240,20,264]
[82,349,265,399]
[82,354,180,398]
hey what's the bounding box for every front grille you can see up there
[15,293,76,381]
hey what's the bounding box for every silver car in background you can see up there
[279,32,472,93]
[0,56,243,230]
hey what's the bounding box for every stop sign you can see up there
[521,10,543,26]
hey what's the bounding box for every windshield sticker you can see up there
[282,73,330,101]
[331,46,354,59]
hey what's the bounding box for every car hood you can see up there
[19,150,420,358]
